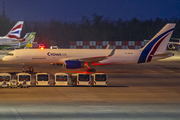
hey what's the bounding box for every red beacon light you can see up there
[38,45,45,50]
[40,47,44,50]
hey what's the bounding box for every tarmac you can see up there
[0,50,180,119]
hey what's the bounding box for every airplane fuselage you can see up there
[0,37,21,45]
[2,49,170,65]
[1,23,176,72]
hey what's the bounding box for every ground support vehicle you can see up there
[36,73,50,86]
[0,73,11,88]
[17,73,31,88]
[71,73,91,86]
[91,73,108,86]
[54,73,69,86]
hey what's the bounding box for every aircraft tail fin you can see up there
[20,32,36,48]
[6,21,24,39]
[138,23,176,63]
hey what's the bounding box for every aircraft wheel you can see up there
[91,69,96,73]
[87,68,96,73]
[87,69,92,72]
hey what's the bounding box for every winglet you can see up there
[108,47,116,57]
[106,44,110,49]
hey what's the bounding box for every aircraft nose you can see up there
[2,56,7,61]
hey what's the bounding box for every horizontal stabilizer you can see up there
[150,52,174,57]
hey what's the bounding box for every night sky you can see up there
[0,0,180,22]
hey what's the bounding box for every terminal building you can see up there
[70,41,149,49]
[69,41,179,50]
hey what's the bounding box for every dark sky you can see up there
[0,0,180,22]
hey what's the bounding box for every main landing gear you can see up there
[86,68,96,73]
[22,66,34,73]
[85,63,96,73]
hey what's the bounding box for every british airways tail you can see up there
[138,23,176,63]
[6,21,24,39]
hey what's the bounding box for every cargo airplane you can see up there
[2,23,176,72]
[0,21,24,45]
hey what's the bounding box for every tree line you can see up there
[0,14,180,48]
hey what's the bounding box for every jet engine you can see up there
[64,60,85,69]
[168,43,175,50]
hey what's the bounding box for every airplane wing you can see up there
[106,44,110,49]
[79,47,115,62]
[61,47,116,63]
[171,38,180,41]
[144,39,180,45]
[168,42,180,45]
[150,52,174,57]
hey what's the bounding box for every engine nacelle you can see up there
[64,60,85,69]
[168,43,175,50]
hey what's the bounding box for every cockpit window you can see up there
[7,53,14,56]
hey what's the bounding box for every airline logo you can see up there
[7,21,24,39]
[47,52,67,56]
[138,28,174,63]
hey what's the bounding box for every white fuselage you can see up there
[0,36,21,45]
[2,49,169,65]
[1,23,176,66]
